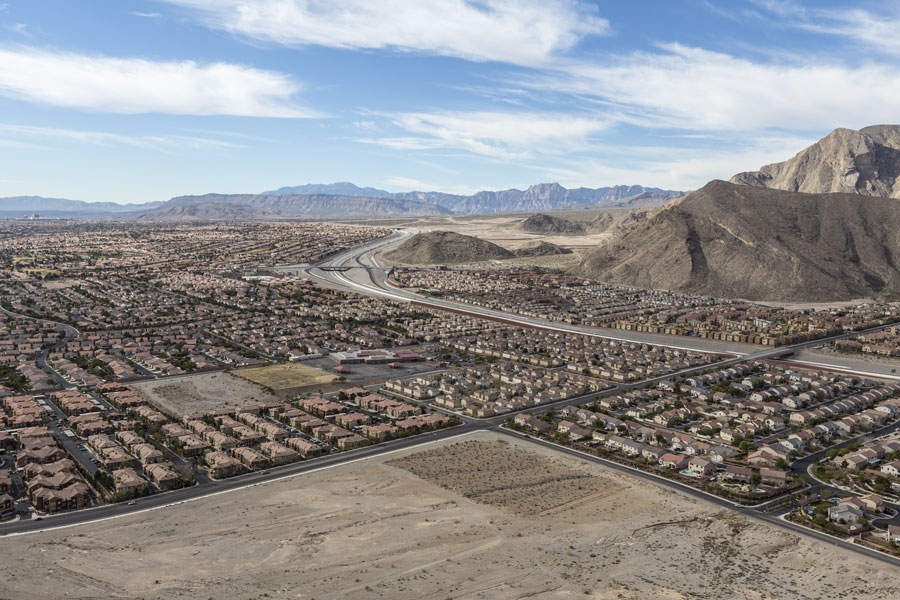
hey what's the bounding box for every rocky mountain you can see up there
[390,183,683,214]
[385,231,514,264]
[161,193,451,218]
[517,213,586,235]
[513,241,573,257]
[0,196,162,217]
[731,125,900,197]
[136,202,287,221]
[263,182,392,197]
[579,180,900,301]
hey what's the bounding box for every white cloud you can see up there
[133,12,161,18]
[162,0,608,67]
[0,47,315,117]
[534,43,900,131]
[0,123,240,150]
[545,134,818,191]
[799,10,900,56]
[5,23,28,35]
[365,111,610,159]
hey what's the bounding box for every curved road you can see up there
[5,230,900,567]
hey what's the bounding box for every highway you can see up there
[4,230,900,567]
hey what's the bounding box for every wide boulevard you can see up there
[4,229,900,567]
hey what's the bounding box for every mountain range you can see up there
[579,125,900,301]
[0,183,684,219]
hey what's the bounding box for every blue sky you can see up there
[1,0,899,204]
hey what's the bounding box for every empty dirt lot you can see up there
[129,371,279,417]
[234,363,337,391]
[1,431,897,600]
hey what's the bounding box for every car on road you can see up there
[127,501,136,505]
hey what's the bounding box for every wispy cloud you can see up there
[161,0,609,67]
[0,123,241,150]
[363,110,610,159]
[524,43,900,131]
[751,2,900,56]
[0,47,316,117]
[132,12,161,18]
[5,23,28,35]
[544,133,818,191]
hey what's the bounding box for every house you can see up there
[283,436,323,457]
[525,418,555,433]
[881,460,900,478]
[132,443,164,464]
[759,468,788,487]
[112,468,147,497]
[859,493,886,513]
[568,425,593,441]
[642,446,665,462]
[688,457,715,476]
[337,434,367,450]
[259,441,298,465]
[828,500,863,524]
[204,451,243,478]
[144,463,180,489]
[659,453,688,470]
[723,464,753,483]
[231,447,268,470]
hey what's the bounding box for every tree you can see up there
[750,472,762,486]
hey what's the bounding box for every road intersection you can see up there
[5,230,900,567]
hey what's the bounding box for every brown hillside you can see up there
[385,231,515,264]
[579,180,900,301]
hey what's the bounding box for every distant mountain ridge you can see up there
[3,183,685,219]
[161,193,451,218]
[383,183,683,213]
[263,182,392,197]
[0,196,162,217]
[731,124,900,197]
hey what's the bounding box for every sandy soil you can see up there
[234,363,337,391]
[411,215,610,251]
[1,431,896,600]
[130,371,279,417]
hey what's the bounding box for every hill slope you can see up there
[513,241,573,257]
[385,231,514,264]
[517,213,586,235]
[579,180,900,301]
[731,125,900,198]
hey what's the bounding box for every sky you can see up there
[1,0,899,204]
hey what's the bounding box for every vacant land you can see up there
[130,371,278,417]
[234,362,337,391]
[389,440,622,515]
[1,431,896,600]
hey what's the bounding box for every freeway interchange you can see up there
[5,229,900,567]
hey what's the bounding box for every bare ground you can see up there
[0,431,896,600]
[129,371,279,417]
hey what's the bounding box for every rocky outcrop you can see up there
[731,125,900,198]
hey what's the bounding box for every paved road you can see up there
[5,232,900,567]
[0,423,476,536]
